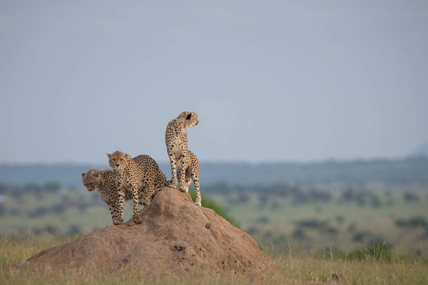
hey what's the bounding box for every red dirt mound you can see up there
[19,188,280,279]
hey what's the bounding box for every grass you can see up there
[210,192,428,253]
[1,233,428,284]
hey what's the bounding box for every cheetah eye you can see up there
[112,159,116,162]
[120,159,123,162]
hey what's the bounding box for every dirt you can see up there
[17,188,281,279]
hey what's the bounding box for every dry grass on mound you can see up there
[2,233,428,284]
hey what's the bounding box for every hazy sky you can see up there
[1,1,427,164]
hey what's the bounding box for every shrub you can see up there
[188,190,239,227]
[292,228,305,239]
[348,242,392,262]
[296,219,327,229]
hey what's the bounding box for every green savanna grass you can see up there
[1,233,427,284]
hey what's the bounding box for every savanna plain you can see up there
[1,158,428,284]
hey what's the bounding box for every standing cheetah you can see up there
[165,111,198,190]
[82,155,166,225]
[107,151,164,224]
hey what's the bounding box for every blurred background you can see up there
[1,1,427,254]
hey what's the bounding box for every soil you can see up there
[18,188,282,280]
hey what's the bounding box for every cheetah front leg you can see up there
[108,203,121,225]
[115,190,125,224]
[131,185,142,224]
[167,152,178,188]
[111,188,125,225]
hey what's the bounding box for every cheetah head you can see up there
[81,169,101,191]
[179,111,199,128]
[107,151,132,171]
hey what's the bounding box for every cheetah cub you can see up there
[177,149,201,206]
[107,151,163,224]
[165,112,201,203]
[82,155,166,225]
[82,169,126,225]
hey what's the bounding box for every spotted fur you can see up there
[165,111,201,205]
[82,153,166,225]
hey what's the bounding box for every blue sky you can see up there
[1,1,427,164]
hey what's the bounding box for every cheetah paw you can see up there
[167,180,177,188]
[113,220,123,225]
[133,214,142,224]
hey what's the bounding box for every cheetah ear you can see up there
[186,113,192,120]
[107,153,111,158]
[81,172,86,177]
[126,154,132,160]
[93,172,99,177]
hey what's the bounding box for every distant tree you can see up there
[78,202,88,213]
[355,193,366,207]
[296,219,327,229]
[292,191,309,205]
[24,183,42,194]
[336,215,345,224]
[44,225,57,235]
[309,189,332,203]
[0,183,12,195]
[33,206,49,217]
[353,232,367,242]
[256,216,270,224]
[403,192,419,203]
[44,182,61,193]
[395,216,428,228]
[51,204,65,215]
[62,195,71,203]
[237,192,249,204]
[325,227,338,235]
[258,193,268,209]
[341,188,355,203]
[8,208,20,217]
[33,227,42,235]
[270,201,280,211]
[68,224,82,235]
[0,204,5,216]
[347,223,356,232]
[35,192,45,201]
[246,226,258,236]
[11,190,22,199]
[292,228,305,239]
[371,194,382,208]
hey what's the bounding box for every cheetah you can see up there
[82,169,125,225]
[165,111,199,192]
[81,155,166,225]
[107,151,166,224]
[177,149,202,206]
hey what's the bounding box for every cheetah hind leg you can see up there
[183,176,191,194]
[138,187,146,205]
[193,176,202,206]
[168,153,178,188]
[178,159,187,193]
